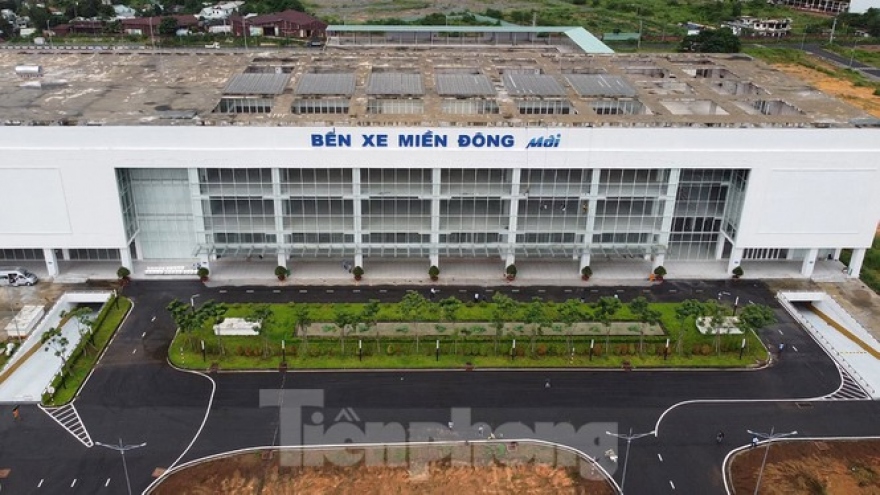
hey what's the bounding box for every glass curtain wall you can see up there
[362,169,431,257]
[592,169,667,258]
[440,169,509,257]
[516,169,589,257]
[129,168,196,259]
[199,168,275,258]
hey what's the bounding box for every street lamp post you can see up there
[747,427,798,495]
[606,427,655,493]
[95,438,147,495]
[849,39,860,68]
[190,294,200,310]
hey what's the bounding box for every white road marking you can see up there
[657,453,663,462]
[537,289,546,293]
[564,289,572,293]
[37,478,43,487]
[353,290,360,293]
[272,290,280,293]
[132,348,137,354]
[150,316,156,322]
[669,480,676,489]
[219,290,227,294]
[778,329,784,335]
[326,290,334,293]
[141,332,146,338]
[793,346,799,352]
[246,290,254,294]
[511,289,520,293]
[71,479,77,488]
[105,478,111,487]
[299,290,307,293]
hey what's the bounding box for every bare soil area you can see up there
[774,63,880,118]
[154,450,615,495]
[730,440,880,494]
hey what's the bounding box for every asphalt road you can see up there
[0,280,877,494]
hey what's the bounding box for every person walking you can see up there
[778,342,785,357]
[751,437,759,449]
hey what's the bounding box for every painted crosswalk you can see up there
[40,403,94,447]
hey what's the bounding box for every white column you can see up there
[727,247,743,275]
[272,168,285,269]
[786,249,795,260]
[187,168,209,264]
[579,252,591,270]
[800,248,819,277]
[505,168,522,269]
[120,247,133,271]
[714,233,726,260]
[43,248,59,277]
[847,248,866,279]
[655,169,679,269]
[582,169,601,264]
[352,168,363,269]
[61,248,70,261]
[833,248,842,261]
[430,168,441,268]
[133,237,144,260]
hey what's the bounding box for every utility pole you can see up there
[829,16,837,45]
[606,427,655,493]
[95,438,147,495]
[747,427,798,495]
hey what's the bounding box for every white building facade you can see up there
[0,126,877,280]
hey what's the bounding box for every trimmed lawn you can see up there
[170,300,768,370]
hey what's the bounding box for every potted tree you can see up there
[581,266,592,281]
[505,264,517,281]
[732,266,744,280]
[116,266,131,285]
[275,265,290,281]
[653,265,666,282]
[428,265,440,281]
[352,266,364,281]
[197,266,210,282]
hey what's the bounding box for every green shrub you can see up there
[700,344,712,356]
[536,343,548,356]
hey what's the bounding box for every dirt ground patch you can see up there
[153,449,616,495]
[773,62,880,118]
[730,439,880,494]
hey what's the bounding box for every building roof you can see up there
[0,45,874,128]
[248,9,326,28]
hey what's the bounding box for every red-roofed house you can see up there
[232,10,325,39]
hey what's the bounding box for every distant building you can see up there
[722,17,792,37]
[113,5,137,19]
[198,1,244,21]
[121,15,199,36]
[233,9,326,39]
[767,0,849,14]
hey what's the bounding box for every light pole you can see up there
[606,427,655,493]
[190,294,200,310]
[829,16,838,45]
[849,39,860,68]
[95,438,147,495]
[747,427,798,495]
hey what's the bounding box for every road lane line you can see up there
[71,479,77,487]
[299,290,307,293]
[37,478,43,487]
[132,348,137,354]
[793,346,799,352]
[141,332,146,338]
[669,480,675,489]
[778,329,784,335]
[353,290,360,293]
[246,290,255,294]
[657,453,663,462]
[219,290,227,294]
[272,290,280,293]
[105,478,111,487]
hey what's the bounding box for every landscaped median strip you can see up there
[167,293,775,371]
